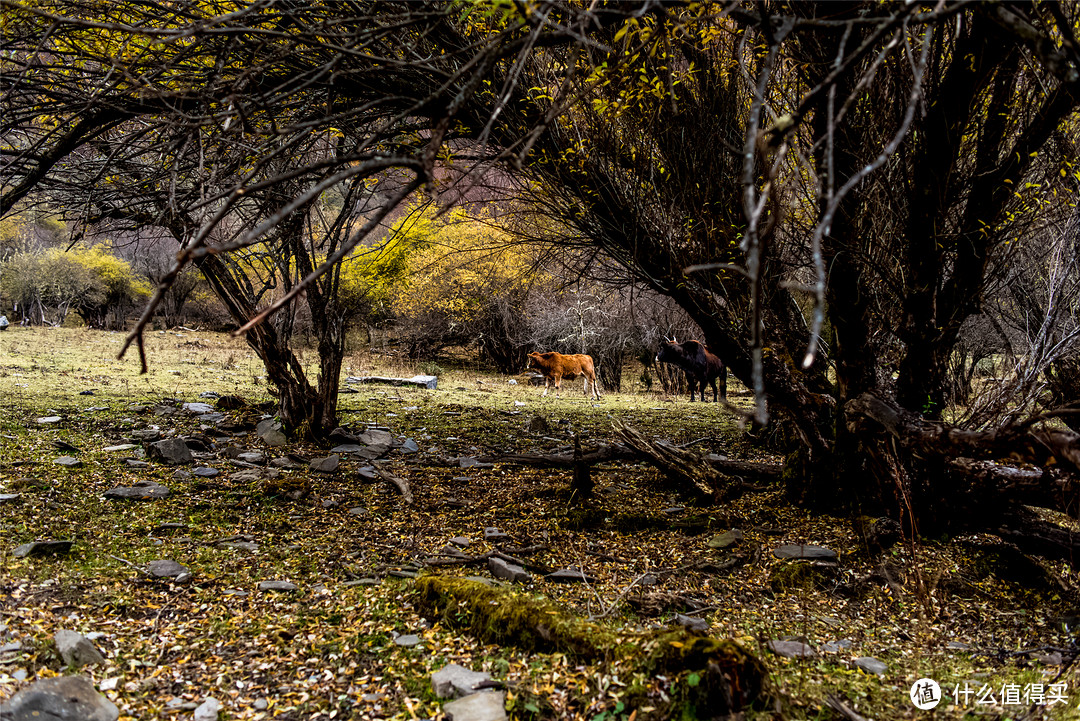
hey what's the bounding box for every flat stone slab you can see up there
[104,480,170,501]
[488,557,529,583]
[14,539,74,558]
[767,640,818,659]
[675,613,709,633]
[2,675,119,721]
[35,416,62,424]
[183,402,216,415]
[53,456,82,467]
[258,580,298,592]
[483,527,509,542]
[193,467,219,478]
[853,656,888,675]
[0,493,21,503]
[394,634,421,647]
[707,529,743,549]
[443,690,506,721]
[432,663,493,699]
[820,638,852,654]
[545,568,597,584]
[772,544,838,561]
[256,419,287,447]
[103,444,139,453]
[147,559,191,579]
[449,537,471,548]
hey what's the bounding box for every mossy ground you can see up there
[1,327,1079,720]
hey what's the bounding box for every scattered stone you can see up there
[0,642,22,654]
[193,697,220,721]
[488,557,530,583]
[1,675,119,721]
[103,443,138,453]
[237,451,266,465]
[231,468,264,483]
[193,467,219,478]
[146,560,191,580]
[0,493,22,503]
[347,507,369,518]
[104,480,170,501]
[183,402,216,415]
[321,499,340,509]
[766,640,818,659]
[125,459,150,469]
[400,438,420,454]
[342,578,381,587]
[216,537,259,552]
[707,529,743,549]
[946,640,972,651]
[309,455,340,473]
[54,630,106,668]
[35,416,62,425]
[483,527,509,542]
[269,456,306,469]
[199,391,220,399]
[80,390,95,395]
[153,404,179,416]
[460,457,494,469]
[545,568,597,584]
[633,573,659,586]
[172,469,192,481]
[253,698,269,711]
[432,663,494,699]
[820,639,853,654]
[147,438,194,465]
[256,418,287,447]
[674,614,709,633]
[449,537,471,548]
[1032,650,1063,665]
[394,634,421,647]
[442,690,507,721]
[14,539,73,557]
[388,569,418,579]
[662,506,685,515]
[358,428,394,446]
[130,428,162,442]
[53,456,82,468]
[258,580,298,592]
[853,657,888,676]
[772,544,838,561]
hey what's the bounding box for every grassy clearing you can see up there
[1,326,1079,720]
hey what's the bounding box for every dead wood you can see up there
[614,423,727,497]
[374,467,413,504]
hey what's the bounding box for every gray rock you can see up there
[772,544,838,561]
[449,537,471,548]
[147,560,190,579]
[253,698,268,711]
[13,539,73,557]
[54,630,105,668]
[524,415,549,433]
[35,416,62,424]
[460,457,494,469]
[408,374,438,390]
[0,493,21,503]
[147,438,194,465]
[0,642,22,654]
[946,640,972,651]
[193,467,219,478]
[545,568,597,584]
[400,438,420,454]
[103,443,139,453]
[104,480,170,500]
[394,634,421,647]
[237,451,266,465]
[256,419,287,447]
[130,428,162,442]
[172,469,192,481]
[820,638,853,654]
[432,663,493,699]
[257,581,298,592]
[674,614,709,633]
[707,529,743,549]
[1,675,118,721]
[358,428,394,446]
[53,456,82,467]
[270,456,306,469]
[488,557,529,583]
[853,657,888,675]
[483,527,509,542]
[231,468,264,483]
[766,640,818,659]
[183,402,215,415]
[309,455,340,473]
[124,459,150,468]
[347,507,369,518]
[193,697,220,721]
[442,690,506,721]
[218,540,259,552]
[633,574,659,586]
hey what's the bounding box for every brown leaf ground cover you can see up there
[2,327,1080,720]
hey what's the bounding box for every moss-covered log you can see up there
[414,577,770,716]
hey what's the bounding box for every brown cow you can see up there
[527,351,601,400]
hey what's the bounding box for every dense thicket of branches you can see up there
[2,1,1080,554]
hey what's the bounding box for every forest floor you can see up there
[2,326,1079,720]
